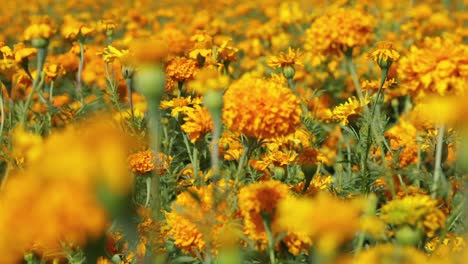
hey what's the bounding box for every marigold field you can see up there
[1,0,467,263]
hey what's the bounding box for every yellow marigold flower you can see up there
[165,183,233,256]
[11,125,43,166]
[128,150,171,175]
[223,76,302,139]
[289,174,332,196]
[425,233,466,256]
[23,22,54,41]
[266,47,303,69]
[277,1,307,25]
[330,96,370,126]
[360,216,386,240]
[99,45,129,64]
[353,244,429,264]
[160,96,202,117]
[216,39,238,63]
[276,193,363,254]
[0,174,108,263]
[368,41,400,69]
[296,146,327,166]
[180,105,213,143]
[12,43,37,64]
[166,56,198,82]
[385,118,419,167]
[361,78,398,95]
[44,63,65,82]
[187,66,229,95]
[61,15,95,40]
[218,130,243,161]
[304,8,375,56]
[130,38,169,65]
[380,194,446,238]
[238,180,290,247]
[398,35,468,101]
[188,31,213,60]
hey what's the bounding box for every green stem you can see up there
[235,137,256,184]
[144,177,151,207]
[148,100,162,218]
[21,47,47,125]
[48,80,54,104]
[210,111,222,177]
[76,41,85,92]
[345,53,368,112]
[432,124,445,199]
[262,213,277,264]
[361,68,389,194]
[287,77,307,114]
[125,77,134,119]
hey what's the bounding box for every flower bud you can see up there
[282,65,295,80]
[134,64,165,101]
[203,90,223,113]
[31,38,49,49]
[395,226,422,246]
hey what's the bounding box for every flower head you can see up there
[128,150,171,175]
[304,8,375,56]
[368,41,400,69]
[223,76,302,139]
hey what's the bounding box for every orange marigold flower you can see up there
[304,7,375,56]
[238,180,290,247]
[266,47,303,69]
[165,183,234,256]
[180,105,213,143]
[223,76,302,139]
[128,150,171,175]
[368,41,400,69]
[398,35,468,101]
[329,96,370,126]
[166,56,198,82]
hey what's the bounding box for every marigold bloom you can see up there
[61,15,95,40]
[368,41,400,69]
[0,174,108,263]
[180,105,213,143]
[266,47,303,69]
[276,193,363,253]
[238,180,290,247]
[166,56,198,82]
[187,66,229,94]
[353,244,429,263]
[380,194,446,238]
[398,35,468,101]
[165,183,234,256]
[425,233,466,256]
[329,96,370,126]
[23,22,54,41]
[128,150,171,175]
[304,8,375,55]
[99,45,129,64]
[223,76,302,139]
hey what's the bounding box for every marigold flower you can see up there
[304,8,375,56]
[329,96,370,126]
[380,194,446,238]
[398,35,468,101]
[368,41,400,69]
[128,150,171,175]
[165,183,234,256]
[160,96,202,116]
[354,244,429,263]
[223,76,302,139]
[180,105,213,143]
[266,47,303,69]
[61,15,95,40]
[187,66,229,95]
[238,180,290,247]
[276,193,363,254]
[99,45,129,64]
[166,56,198,82]
[23,22,54,41]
